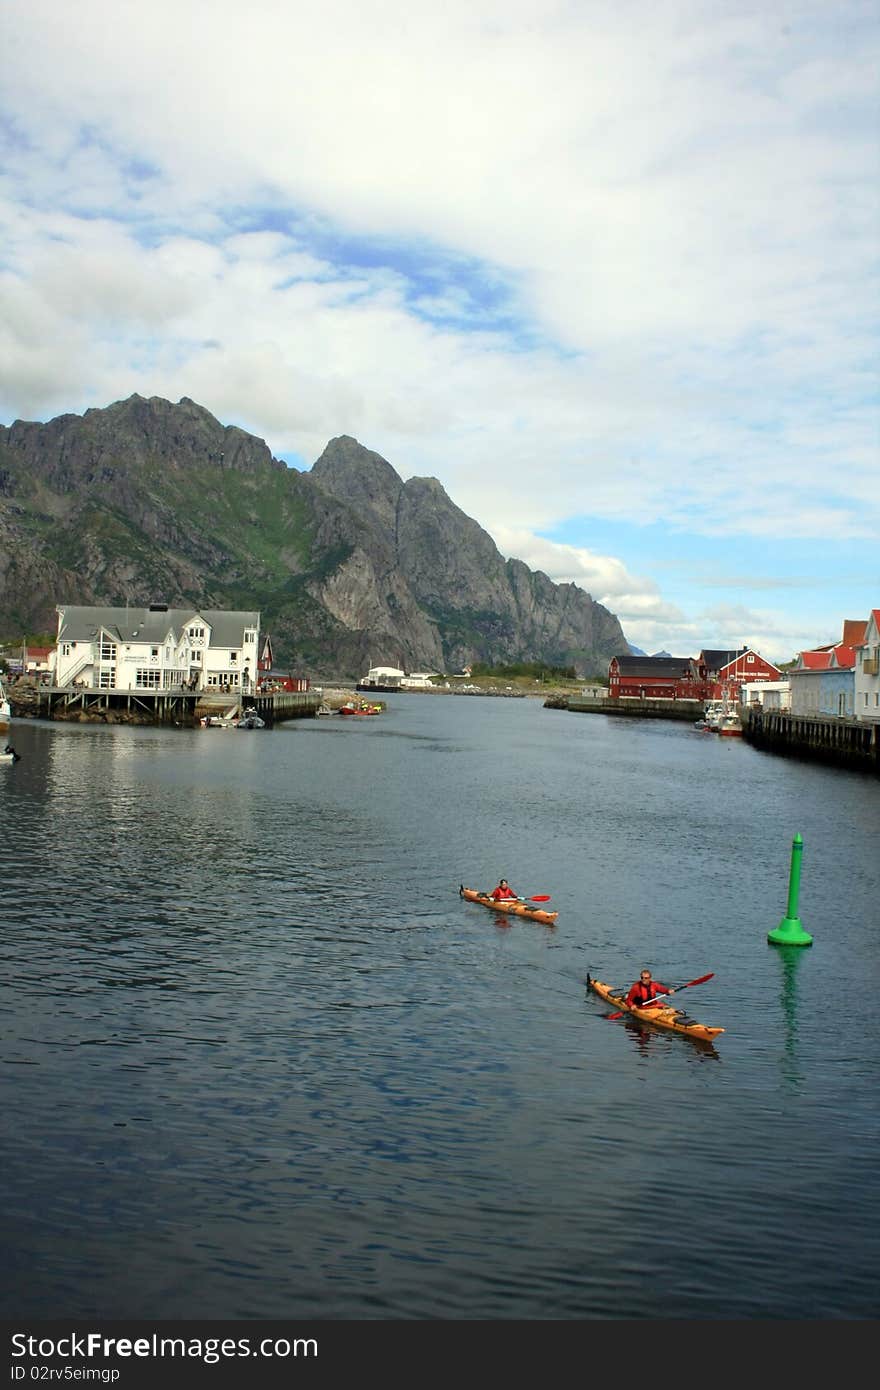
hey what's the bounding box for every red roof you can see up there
[831,645,856,669]
[798,651,832,669]
[841,619,868,646]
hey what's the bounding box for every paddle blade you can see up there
[679,972,714,990]
[529,895,552,902]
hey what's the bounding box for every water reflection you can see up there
[3,703,878,1320]
[620,1016,721,1062]
[773,943,805,1091]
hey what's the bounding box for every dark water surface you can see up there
[1,695,878,1319]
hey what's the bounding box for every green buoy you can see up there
[768,833,813,946]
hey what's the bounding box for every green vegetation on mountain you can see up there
[0,394,630,679]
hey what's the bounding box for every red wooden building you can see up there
[608,655,702,699]
[698,648,782,700]
[256,635,310,692]
[608,647,783,701]
[257,670,310,693]
[258,635,274,675]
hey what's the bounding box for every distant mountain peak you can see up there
[0,394,631,679]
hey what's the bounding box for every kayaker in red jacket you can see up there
[626,969,675,1008]
[490,879,518,901]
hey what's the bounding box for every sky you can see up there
[1,0,877,665]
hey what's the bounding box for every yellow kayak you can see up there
[459,886,558,924]
[587,973,724,1043]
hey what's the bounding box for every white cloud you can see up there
[0,0,877,659]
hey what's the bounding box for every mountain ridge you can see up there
[0,394,630,679]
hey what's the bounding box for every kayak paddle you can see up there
[606,972,714,1021]
[483,893,552,903]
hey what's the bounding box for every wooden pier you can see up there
[742,707,879,774]
[10,684,321,727]
[563,695,704,722]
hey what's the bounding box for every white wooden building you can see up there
[740,679,791,712]
[854,608,880,724]
[54,605,261,694]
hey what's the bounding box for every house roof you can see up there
[841,619,868,646]
[830,645,856,669]
[856,610,880,645]
[718,650,781,677]
[56,606,260,648]
[700,648,747,671]
[612,656,697,678]
[796,641,858,670]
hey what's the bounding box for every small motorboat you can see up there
[339,701,381,716]
[236,708,266,729]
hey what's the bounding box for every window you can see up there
[99,639,116,661]
[189,626,205,641]
[136,669,161,688]
[230,651,238,662]
[61,643,71,657]
[747,654,755,663]
[99,670,115,689]
[151,647,159,658]
[245,631,255,643]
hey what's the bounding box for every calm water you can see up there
[1,695,878,1320]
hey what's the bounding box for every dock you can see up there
[9,683,321,727]
[742,707,879,774]
[563,695,704,722]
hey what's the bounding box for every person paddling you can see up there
[489,878,518,902]
[626,968,675,1008]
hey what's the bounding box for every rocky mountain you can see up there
[0,394,630,678]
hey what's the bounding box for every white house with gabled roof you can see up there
[854,608,880,724]
[55,605,260,694]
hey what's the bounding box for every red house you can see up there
[255,636,310,691]
[257,669,310,693]
[608,655,702,699]
[698,648,782,700]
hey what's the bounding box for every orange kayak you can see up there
[587,974,724,1043]
[459,885,558,924]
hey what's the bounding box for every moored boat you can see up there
[696,698,723,731]
[357,664,406,693]
[339,701,381,716]
[459,885,558,924]
[586,974,723,1043]
[236,707,266,728]
[717,711,743,737]
[0,678,10,737]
